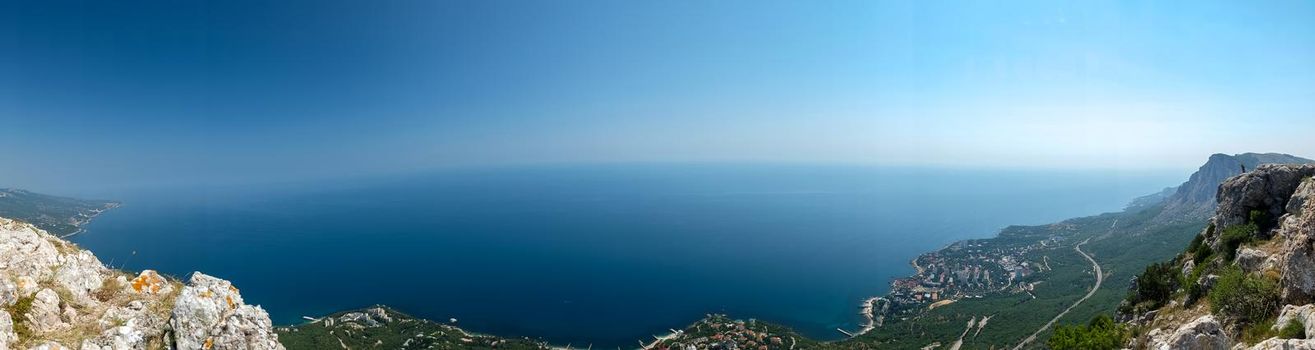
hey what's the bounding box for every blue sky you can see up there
[2,0,1313,191]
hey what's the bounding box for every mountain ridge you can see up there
[1155,153,1315,224]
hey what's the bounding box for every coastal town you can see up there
[869,234,1067,324]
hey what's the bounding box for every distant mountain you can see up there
[1154,153,1314,223]
[0,188,118,236]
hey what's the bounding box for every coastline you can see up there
[58,202,121,239]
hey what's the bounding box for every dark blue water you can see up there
[70,164,1181,346]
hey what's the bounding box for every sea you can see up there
[69,164,1183,347]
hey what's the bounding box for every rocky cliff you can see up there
[1129,164,1315,349]
[0,217,284,350]
[1154,153,1313,224]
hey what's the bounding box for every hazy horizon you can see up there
[3,1,1313,192]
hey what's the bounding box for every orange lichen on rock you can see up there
[203,337,214,350]
[226,295,235,309]
[131,270,167,294]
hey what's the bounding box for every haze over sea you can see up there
[70,164,1181,346]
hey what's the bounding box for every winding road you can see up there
[1011,238,1103,350]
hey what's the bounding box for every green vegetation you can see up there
[1219,210,1271,261]
[0,188,118,236]
[1046,314,1128,350]
[1121,262,1179,315]
[8,294,35,342]
[1279,318,1306,339]
[1209,266,1280,326]
[278,306,548,350]
[1190,226,1214,265]
[1219,223,1258,261]
[1241,318,1279,345]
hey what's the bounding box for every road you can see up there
[1011,238,1103,350]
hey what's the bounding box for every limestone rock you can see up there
[54,250,106,304]
[1274,304,1315,338]
[1157,153,1314,224]
[170,272,284,350]
[1288,178,1315,216]
[27,341,71,350]
[78,324,146,350]
[0,218,62,283]
[1213,164,1315,243]
[1146,315,1232,350]
[127,270,170,296]
[1238,248,1270,272]
[207,305,282,350]
[27,289,68,334]
[1,311,17,350]
[96,300,166,344]
[1279,179,1315,303]
[1239,338,1315,350]
[16,276,39,298]
[1,276,15,307]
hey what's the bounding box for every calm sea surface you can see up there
[71,164,1181,346]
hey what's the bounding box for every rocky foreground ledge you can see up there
[0,217,284,350]
[1122,164,1315,349]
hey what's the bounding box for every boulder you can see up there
[1238,248,1270,272]
[78,324,146,350]
[1,311,17,350]
[170,272,284,350]
[26,288,68,334]
[96,300,166,343]
[1146,315,1232,350]
[206,305,282,350]
[128,270,170,296]
[54,250,106,304]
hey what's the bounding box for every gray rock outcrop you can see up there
[1239,338,1315,350]
[1,311,16,350]
[1277,177,1315,303]
[27,289,69,334]
[1273,304,1315,338]
[1212,164,1315,240]
[0,219,63,285]
[170,272,284,350]
[1238,247,1270,272]
[1,216,282,349]
[1157,153,1314,224]
[1145,315,1232,350]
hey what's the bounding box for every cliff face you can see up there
[1155,153,1314,224]
[1133,164,1315,349]
[0,217,284,350]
